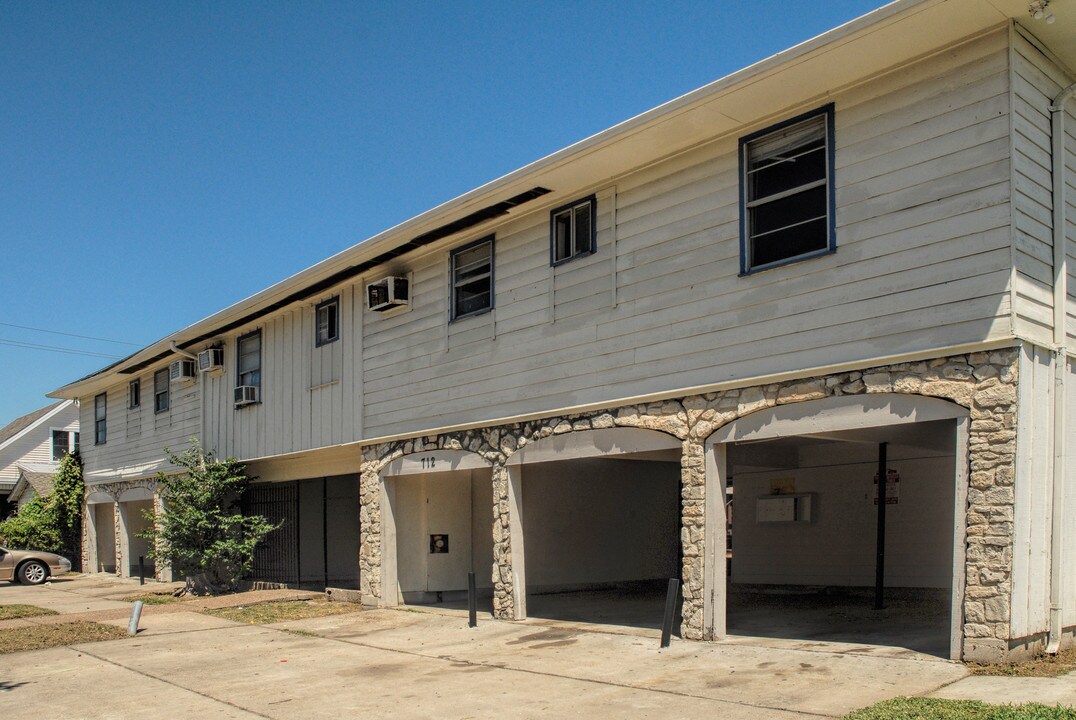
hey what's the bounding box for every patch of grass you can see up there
[969,647,1076,678]
[121,593,184,605]
[0,604,59,620]
[844,697,1076,719]
[283,628,320,638]
[0,621,128,654]
[203,599,360,625]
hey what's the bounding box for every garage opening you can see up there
[507,428,683,633]
[244,475,361,590]
[709,394,968,659]
[387,467,495,611]
[92,501,116,574]
[122,499,155,578]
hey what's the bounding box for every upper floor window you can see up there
[740,104,835,274]
[51,429,78,461]
[451,236,494,320]
[315,297,339,347]
[153,369,169,413]
[94,393,107,445]
[237,331,262,387]
[550,196,596,266]
[129,379,141,409]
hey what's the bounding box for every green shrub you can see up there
[141,441,276,594]
[0,454,83,567]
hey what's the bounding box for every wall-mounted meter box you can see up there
[756,493,814,523]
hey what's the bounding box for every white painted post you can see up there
[703,442,728,640]
[507,465,527,620]
[379,475,399,607]
[951,417,970,661]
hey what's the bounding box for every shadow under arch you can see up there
[701,392,970,660]
[379,448,494,609]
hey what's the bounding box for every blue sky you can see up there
[0,0,884,421]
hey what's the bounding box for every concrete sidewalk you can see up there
[2,576,1073,718]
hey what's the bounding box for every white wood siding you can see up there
[1010,30,1071,347]
[1066,356,1076,629]
[0,403,79,482]
[201,284,362,461]
[1011,344,1053,638]
[360,32,1014,439]
[78,368,199,484]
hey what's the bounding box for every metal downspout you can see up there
[1047,82,1075,655]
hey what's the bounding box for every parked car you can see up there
[0,546,71,585]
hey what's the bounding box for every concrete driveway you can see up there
[0,577,975,719]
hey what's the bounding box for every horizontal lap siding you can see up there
[1011,32,1065,346]
[201,284,361,462]
[80,371,199,484]
[361,32,1014,439]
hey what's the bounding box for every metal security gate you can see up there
[244,482,299,585]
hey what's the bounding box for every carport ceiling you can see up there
[729,419,955,470]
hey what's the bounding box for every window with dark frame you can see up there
[129,379,141,409]
[450,236,494,320]
[154,368,169,413]
[550,195,596,266]
[237,331,262,388]
[51,429,71,461]
[94,393,107,445]
[315,297,339,347]
[740,104,835,273]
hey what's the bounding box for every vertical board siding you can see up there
[1066,357,1076,629]
[202,284,361,462]
[360,32,1015,438]
[1011,32,1066,346]
[79,371,199,484]
[1012,344,1053,637]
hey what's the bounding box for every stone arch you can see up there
[117,486,155,502]
[702,391,971,659]
[506,426,682,465]
[373,448,493,609]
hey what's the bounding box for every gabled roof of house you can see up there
[0,401,68,451]
[47,0,1072,400]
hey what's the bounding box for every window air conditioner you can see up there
[366,276,409,312]
[234,385,260,406]
[169,360,197,383]
[197,348,224,372]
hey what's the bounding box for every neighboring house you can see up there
[8,463,57,509]
[0,400,80,517]
[50,0,1074,664]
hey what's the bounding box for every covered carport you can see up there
[117,486,155,579]
[506,428,683,632]
[705,393,970,659]
[85,490,116,574]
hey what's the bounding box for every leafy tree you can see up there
[142,442,276,595]
[0,454,83,568]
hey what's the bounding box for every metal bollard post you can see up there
[128,600,144,636]
[139,556,145,586]
[467,571,477,628]
[660,578,679,649]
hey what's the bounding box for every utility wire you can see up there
[0,321,141,346]
[0,338,124,359]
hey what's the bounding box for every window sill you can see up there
[739,247,835,277]
[450,307,493,324]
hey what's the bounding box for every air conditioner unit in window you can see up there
[197,348,224,372]
[169,360,197,383]
[366,276,409,312]
[234,385,260,406]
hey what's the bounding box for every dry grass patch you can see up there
[0,604,58,620]
[0,621,128,654]
[203,599,360,624]
[969,647,1076,678]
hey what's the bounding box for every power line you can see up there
[0,338,124,360]
[0,322,141,346]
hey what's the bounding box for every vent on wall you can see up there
[367,276,410,312]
